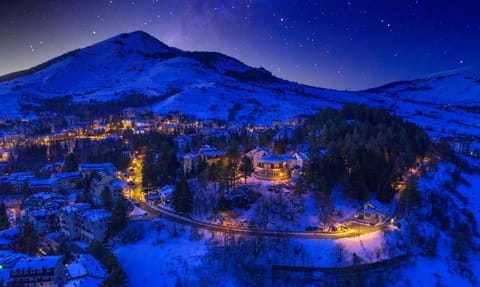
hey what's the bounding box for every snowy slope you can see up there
[365,71,480,106]
[0,31,343,124]
[0,31,479,136]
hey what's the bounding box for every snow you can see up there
[457,169,480,232]
[66,262,89,278]
[64,276,103,287]
[1,32,479,137]
[114,220,210,287]
[129,206,148,217]
[388,160,480,287]
[114,219,396,286]
[392,256,473,287]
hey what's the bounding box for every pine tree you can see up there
[172,177,193,214]
[239,156,254,184]
[108,196,128,238]
[0,203,10,230]
[402,177,419,215]
[16,222,38,255]
[101,186,114,210]
[226,160,239,188]
[64,152,79,172]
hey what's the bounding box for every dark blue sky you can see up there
[1,0,479,90]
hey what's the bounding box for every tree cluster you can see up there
[89,241,127,287]
[302,103,432,202]
[108,196,129,238]
[172,177,193,214]
[15,222,38,255]
[141,134,178,188]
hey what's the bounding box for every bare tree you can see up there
[254,195,275,230]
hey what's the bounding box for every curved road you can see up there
[136,202,386,239]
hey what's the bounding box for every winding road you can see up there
[135,202,387,239]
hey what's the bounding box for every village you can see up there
[0,105,477,286]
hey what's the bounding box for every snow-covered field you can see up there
[114,219,400,286]
[114,220,211,287]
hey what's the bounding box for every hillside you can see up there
[0,31,336,124]
[0,31,479,137]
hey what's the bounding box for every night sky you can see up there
[1,0,479,90]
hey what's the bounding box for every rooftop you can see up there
[258,154,295,163]
[77,209,111,222]
[13,255,63,271]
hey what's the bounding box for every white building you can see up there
[59,203,111,243]
[254,154,295,181]
[9,255,65,287]
[245,147,269,169]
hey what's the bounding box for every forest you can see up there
[300,103,433,203]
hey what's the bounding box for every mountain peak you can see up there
[99,30,172,54]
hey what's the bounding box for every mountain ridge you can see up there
[0,31,479,137]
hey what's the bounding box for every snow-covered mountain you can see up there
[365,71,480,106]
[0,31,479,136]
[0,31,336,124]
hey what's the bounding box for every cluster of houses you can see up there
[0,251,106,287]
[0,161,122,286]
[0,162,124,248]
[431,135,479,157]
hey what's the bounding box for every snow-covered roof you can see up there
[246,148,268,157]
[65,276,104,287]
[77,209,111,222]
[364,199,389,213]
[13,255,63,271]
[183,153,198,160]
[364,208,386,216]
[61,203,92,213]
[66,260,88,279]
[51,172,81,180]
[258,154,295,163]
[79,163,116,173]
[0,227,19,238]
[28,177,56,187]
[292,151,309,161]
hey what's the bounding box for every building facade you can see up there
[9,255,64,287]
[59,203,111,243]
[254,154,295,181]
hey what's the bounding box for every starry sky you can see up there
[1,0,479,90]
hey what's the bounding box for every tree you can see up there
[172,177,193,214]
[89,241,128,287]
[64,152,79,172]
[0,203,10,230]
[101,186,114,210]
[294,177,307,195]
[16,222,38,255]
[239,156,254,184]
[402,177,420,215]
[226,160,240,189]
[108,196,129,238]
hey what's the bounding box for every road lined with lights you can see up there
[137,202,386,239]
